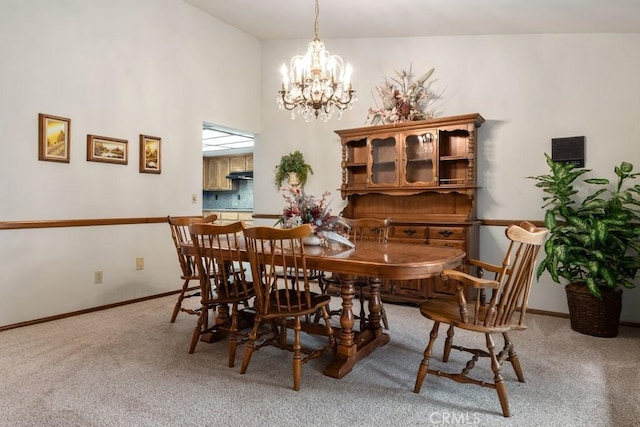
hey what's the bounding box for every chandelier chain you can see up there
[314,0,319,41]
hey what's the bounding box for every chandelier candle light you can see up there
[277,0,356,121]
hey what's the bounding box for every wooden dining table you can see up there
[181,237,465,379]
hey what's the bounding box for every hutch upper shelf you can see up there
[337,113,484,198]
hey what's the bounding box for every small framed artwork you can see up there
[38,113,71,163]
[139,134,161,174]
[86,134,128,165]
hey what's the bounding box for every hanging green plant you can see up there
[274,150,314,188]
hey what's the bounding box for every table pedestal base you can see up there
[323,274,389,378]
[324,330,389,378]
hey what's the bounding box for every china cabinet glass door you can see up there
[403,131,438,186]
[370,136,398,186]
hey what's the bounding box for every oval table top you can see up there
[182,238,465,281]
[301,241,465,280]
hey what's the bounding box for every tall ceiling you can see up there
[188,0,640,156]
[182,0,640,40]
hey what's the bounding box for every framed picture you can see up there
[38,113,71,163]
[86,134,128,165]
[139,134,161,174]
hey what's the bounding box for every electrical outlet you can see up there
[136,257,144,270]
[94,271,103,284]
[191,193,197,204]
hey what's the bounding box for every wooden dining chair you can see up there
[320,217,391,330]
[413,222,548,417]
[240,224,336,391]
[188,221,255,366]
[167,214,218,323]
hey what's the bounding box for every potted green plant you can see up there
[274,150,313,188]
[529,153,640,337]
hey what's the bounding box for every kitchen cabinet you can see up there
[203,157,231,190]
[230,156,246,172]
[335,113,484,302]
[203,154,253,191]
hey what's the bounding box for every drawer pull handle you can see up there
[402,229,416,236]
[438,230,454,237]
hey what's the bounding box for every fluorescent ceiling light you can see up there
[202,126,254,153]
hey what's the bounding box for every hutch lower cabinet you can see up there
[335,113,484,303]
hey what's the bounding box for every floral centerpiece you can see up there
[276,187,348,244]
[366,64,441,125]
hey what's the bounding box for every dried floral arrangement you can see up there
[276,187,346,234]
[366,64,441,125]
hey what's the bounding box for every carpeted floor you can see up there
[1,294,638,427]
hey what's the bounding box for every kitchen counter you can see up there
[203,209,253,226]
[204,208,253,212]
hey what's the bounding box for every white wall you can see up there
[256,34,640,323]
[2,1,638,326]
[0,0,261,326]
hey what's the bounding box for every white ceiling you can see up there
[182,0,640,40]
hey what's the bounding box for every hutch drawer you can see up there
[389,225,428,242]
[428,226,465,241]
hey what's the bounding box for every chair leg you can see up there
[414,321,440,393]
[228,303,239,368]
[171,278,190,322]
[279,323,288,346]
[240,318,261,374]
[312,307,329,324]
[292,316,302,391]
[503,332,525,382]
[486,333,510,417]
[317,273,327,294]
[188,308,208,354]
[443,325,455,362]
[380,304,389,330]
[319,306,336,348]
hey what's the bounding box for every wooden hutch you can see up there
[335,113,484,303]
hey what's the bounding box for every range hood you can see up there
[226,171,253,180]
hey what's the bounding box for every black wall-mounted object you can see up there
[552,136,585,167]
[226,171,254,180]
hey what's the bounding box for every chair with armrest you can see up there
[320,217,391,330]
[412,221,548,417]
[167,214,218,323]
[240,224,336,391]
[188,221,255,366]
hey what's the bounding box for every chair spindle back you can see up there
[345,217,390,244]
[243,224,313,315]
[483,222,548,328]
[189,221,250,302]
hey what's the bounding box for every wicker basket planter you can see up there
[565,283,622,338]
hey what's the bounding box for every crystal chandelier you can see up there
[277,0,356,121]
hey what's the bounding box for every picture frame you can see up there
[86,134,128,165]
[139,134,161,174]
[38,113,71,163]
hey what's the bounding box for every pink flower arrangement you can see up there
[277,187,346,234]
